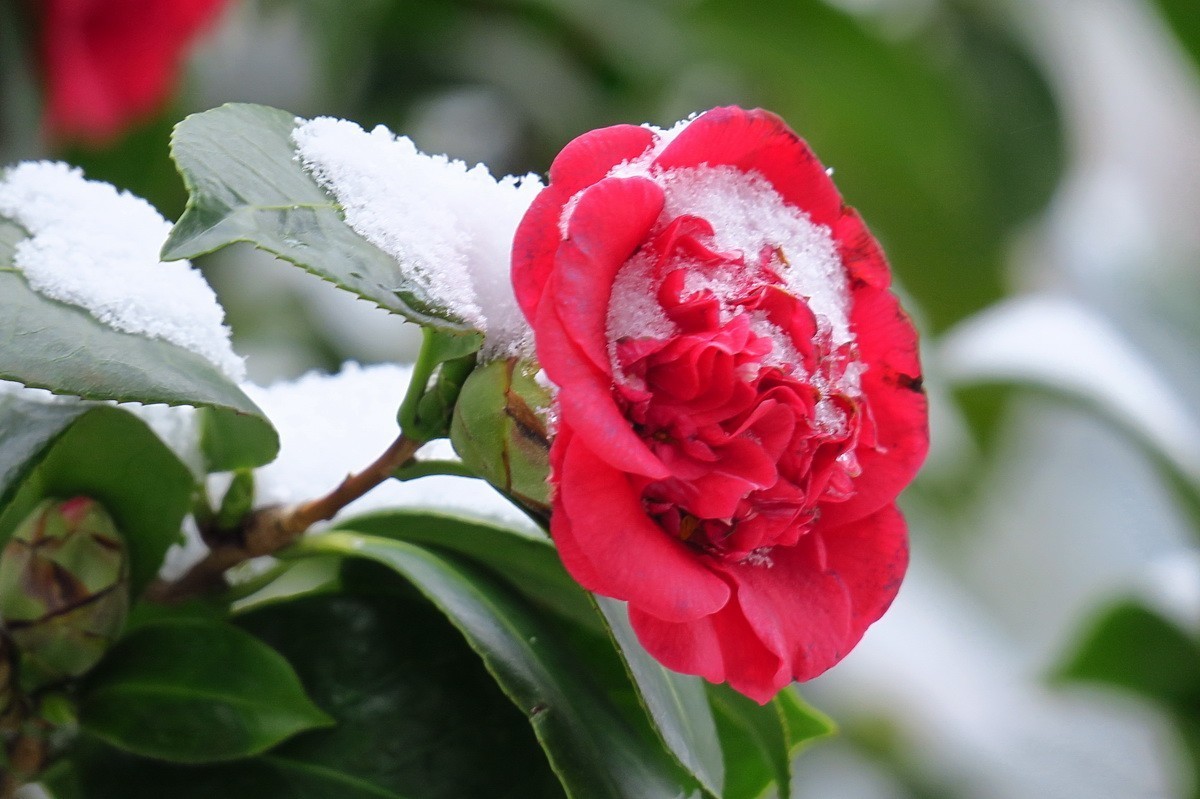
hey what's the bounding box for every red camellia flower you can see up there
[38,0,229,143]
[512,107,929,703]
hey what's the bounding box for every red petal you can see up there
[721,503,908,684]
[833,205,891,290]
[535,289,669,480]
[820,282,928,527]
[512,186,571,322]
[630,590,789,704]
[653,107,842,228]
[42,0,228,142]
[513,125,655,322]
[548,124,656,194]
[555,177,665,373]
[554,437,730,622]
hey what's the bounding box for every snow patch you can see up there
[0,162,243,380]
[291,117,543,359]
[245,362,538,531]
[657,166,850,348]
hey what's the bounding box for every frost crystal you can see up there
[292,118,544,359]
[245,362,538,531]
[0,162,244,380]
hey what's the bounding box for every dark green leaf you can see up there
[0,407,194,594]
[295,531,703,799]
[706,684,834,799]
[337,511,731,794]
[0,390,86,506]
[44,755,407,799]
[707,684,789,799]
[331,509,599,633]
[78,618,332,763]
[56,586,565,798]
[0,267,277,469]
[1056,599,1200,707]
[164,103,471,331]
[595,597,725,796]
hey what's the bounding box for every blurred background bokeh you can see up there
[3,0,1200,796]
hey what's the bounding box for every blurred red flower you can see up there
[38,0,228,143]
[513,107,929,702]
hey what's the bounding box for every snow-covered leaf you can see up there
[164,103,475,332]
[938,296,1200,494]
[0,268,277,469]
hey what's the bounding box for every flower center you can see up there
[606,208,866,564]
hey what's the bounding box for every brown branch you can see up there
[145,433,424,605]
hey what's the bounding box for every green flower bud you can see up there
[450,358,551,516]
[0,497,129,691]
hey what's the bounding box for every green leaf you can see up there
[0,407,194,594]
[1150,0,1200,71]
[0,267,277,470]
[199,405,281,472]
[595,596,725,796]
[774,687,835,754]
[330,509,599,633]
[164,103,471,331]
[295,531,703,799]
[707,684,789,799]
[45,756,408,799]
[77,618,332,763]
[0,390,86,506]
[706,685,834,799]
[56,585,565,798]
[336,511,730,794]
[939,297,1200,530]
[1056,599,1200,707]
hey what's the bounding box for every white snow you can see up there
[0,162,244,380]
[598,125,858,402]
[605,249,678,352]
[243,361,538,532]
[291,118,544,359]
[658,166,850,347]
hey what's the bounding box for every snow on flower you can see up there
[513,107,929,702]
[292,118,544,358]
[0,161,244,380]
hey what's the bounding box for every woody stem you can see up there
[145,433,424,604]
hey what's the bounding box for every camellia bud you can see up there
[450,358,552,517]
[0,497,129,691]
